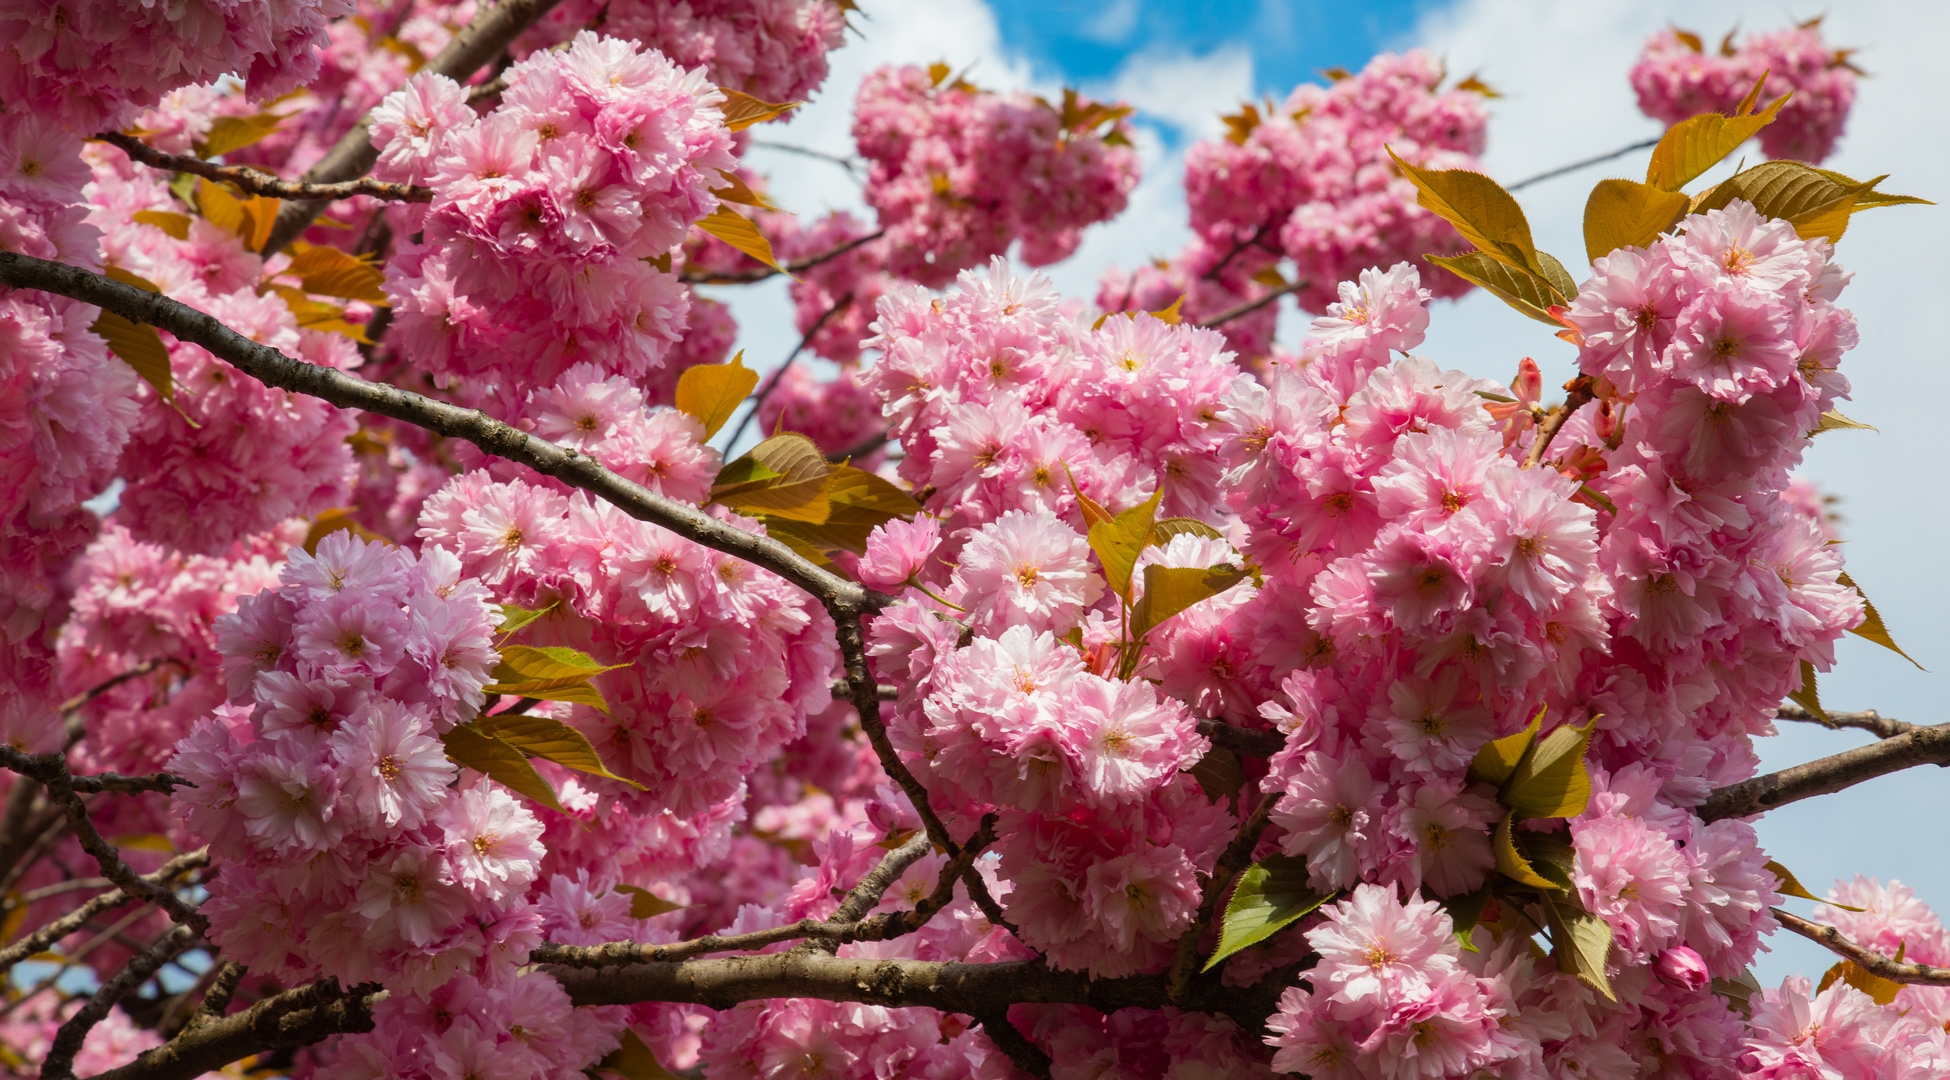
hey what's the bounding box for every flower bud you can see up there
[1656,946,1710,992]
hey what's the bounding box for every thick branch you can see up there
[260,0,570,254]
[1699,722,1950,822]
[829,830,934,926]
[0,849,208,975]
[0,252,886,618]
[1525,376,1596,469]
[682,229,886,285]
[92,133,433,203]
[975,1012,1053,1080]
[44,927,198,1080]
[1776,704,1915,739]
[1774,908,1950,986]
[86,979,383,1080]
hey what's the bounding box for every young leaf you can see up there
[612,883,685,919]
[674,352,759,440]
[1388,150,1546,278]
[197,112,288,157]
[1542,892,1617,1000]
[1201,854,1333,971]
[440,724,565,813]
[713,169,786,212]
[1088,487,1164,603]
[710,433,836,523]
[494,645,629,681]
[477,713,645,789]
[1468,708,1543,788]
[1454,74,1501,97]
[717,88,801,131]
[479,674,613,713]
[1713,970,1764,1018]
[132,210,192,240]
[1423,252,1565,325]
[1644,90,1790,192]
[1493,815,1562,890]
[1188,745,1245,803]
[597,1029,684,1080]
[1837,571,1925,670]
[1582,179,1692,262]
[1516,830,1577,891]
[286,244,389,304]
[91,310,176,404]
[694,206,789,275]
[1501,722,1594,820]
[1766,860,1866,911]
[494,601,558,639]
[1061,462,1114,529]
[1150,294,1185,325]
[1150,517,1227,545]
[1130,563,1253,640]
[300,508,390,555]
[827,466,924,518]
[1693,160,1879,242]
[1443,887,1493,951]
[1787,660,1828,723]
[1812,409,1876,435]
[1833,957,1904,1005]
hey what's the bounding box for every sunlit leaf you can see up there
[1454,74,1501,97]
[596,1030,683,1080]
[1202,854,1333,971]
[1150,294,1185,326]
[1837,571,1925,670]
[612,884,685,920]
[1130,563,1252,640]
[494,601,558,639]
[1468,708,1543,788]
[694,206,788,275]
[1389,151,1548,279]
[196,112,288,157]
[713,169,787,212]
[1088,487,1164,603]
[1582,179,1692,262]
[1062,462,1115,529]
[478,713,644,789]
[286,243,389,304]
[1767,860,1866,911]
[1516,830,1576,891]
[494,645,628,682]
[1502,722,1594,820]
[1832,958,1904,1005]
[1542,891,1616,1000]
[1424,252,1564,325]
[480,675,613,712]
[91,310,175,404]
[132,210,192,240]
[827,465,923,517]
[717,88,801,131]
[1812,409,1876,435]
[674,352,758,440]
[1493,815,1561,890]
[711,433,835,523]
[1644,88,1790,192]
[1150,517,1227,545]
[441,723,565,813]
[1787,660,1827,723]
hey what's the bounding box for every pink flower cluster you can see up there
[376,32,737,409]
[1178,50,1488,314]
[0,0,354,133]
[523,0,848,104]
[853,66,1140,287]
[1631,23,1858,164]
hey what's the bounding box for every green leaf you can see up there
[1493,815,1561,890]
[1837,571,1926,670]
[1501,722,1594,820]
[1130,563,1252,640]
[761,466,923,557]
[1787,660,1827,723]
[1087,487,1164,603]
[713,169,787,212]
[1767,859,1866,911]
[1582,179,1692,262]
[1188,745,1244,803]
[286,243,389,304]
[440,723,565,813]
[1388,150,1547,278]
[132,210,192,240]
[673,351,758,440]
[494,601,557,639]
[597,1029,684,1080]
[1443,887,1492,952]
[1062,462,1114,529]
[196,112,288,157]
[717,88,801,131]
[477,713,644,789]
[1202,854,1333,971]
[1713,970,1763,1018]
[1693,160,1880,242]
[1542,891,1616,1000]
[612,883,685,920]
[1534,251,1579,308]
[494,645,628,682]
[1812,409,1876,435]
[1644,88,1789,192]
[479,675,613,712]
[1516,830,1576,891]
[91,309,176,404]
[1424,252,1565,326]
[1150,517,1227,545]
[694,205,788,275]
[711,434,836,523]
[827,466,924,517]
[1468,708,1543,789]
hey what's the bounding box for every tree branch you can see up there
[682,229,885,285]
[0,252,887,619]
[1195,720,1285,759]
[92,133,433,203]
[43,926,199,1080]
[1524,376,1596,469]
[0,849,208,976]
[828,829,934,927]
[1506,136,1663,192]
[1773,907,1950,986]
[721,291,854,449]
[1167,788,1281,1002]
[259,0,571,255]
[85,979,383,1080]
[1196,280,1299,330]
[974,1011,1053,1080]
[1776,704,1915,739]
[1700,722,1950,822]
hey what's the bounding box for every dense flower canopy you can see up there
[0,2,1933,1079]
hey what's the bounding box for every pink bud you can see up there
[1656,946,1710,992]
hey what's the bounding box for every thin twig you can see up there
[682,229,885,285]
[58,659,174,718]
[1201,224,1272,282]
[1506,136,1663,191]
[749,139,864,179]
[42,926,199,1080]
[1197,281,1300,330]
[23,753,207,933]
[93,133,433,203]
[1524,376,1596,468]
[721,292,854,449]
[1776,704,1915,739]
[831,429,892,464]
[829,830,935,926]
[0,849,209,976]
[1774,907,1950,985]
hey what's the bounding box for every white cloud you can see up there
[1402,0,1950,987]
[1083,0,1142,46]
[1095,45,1255,142]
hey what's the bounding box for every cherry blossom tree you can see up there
[1,5,1943,1080]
